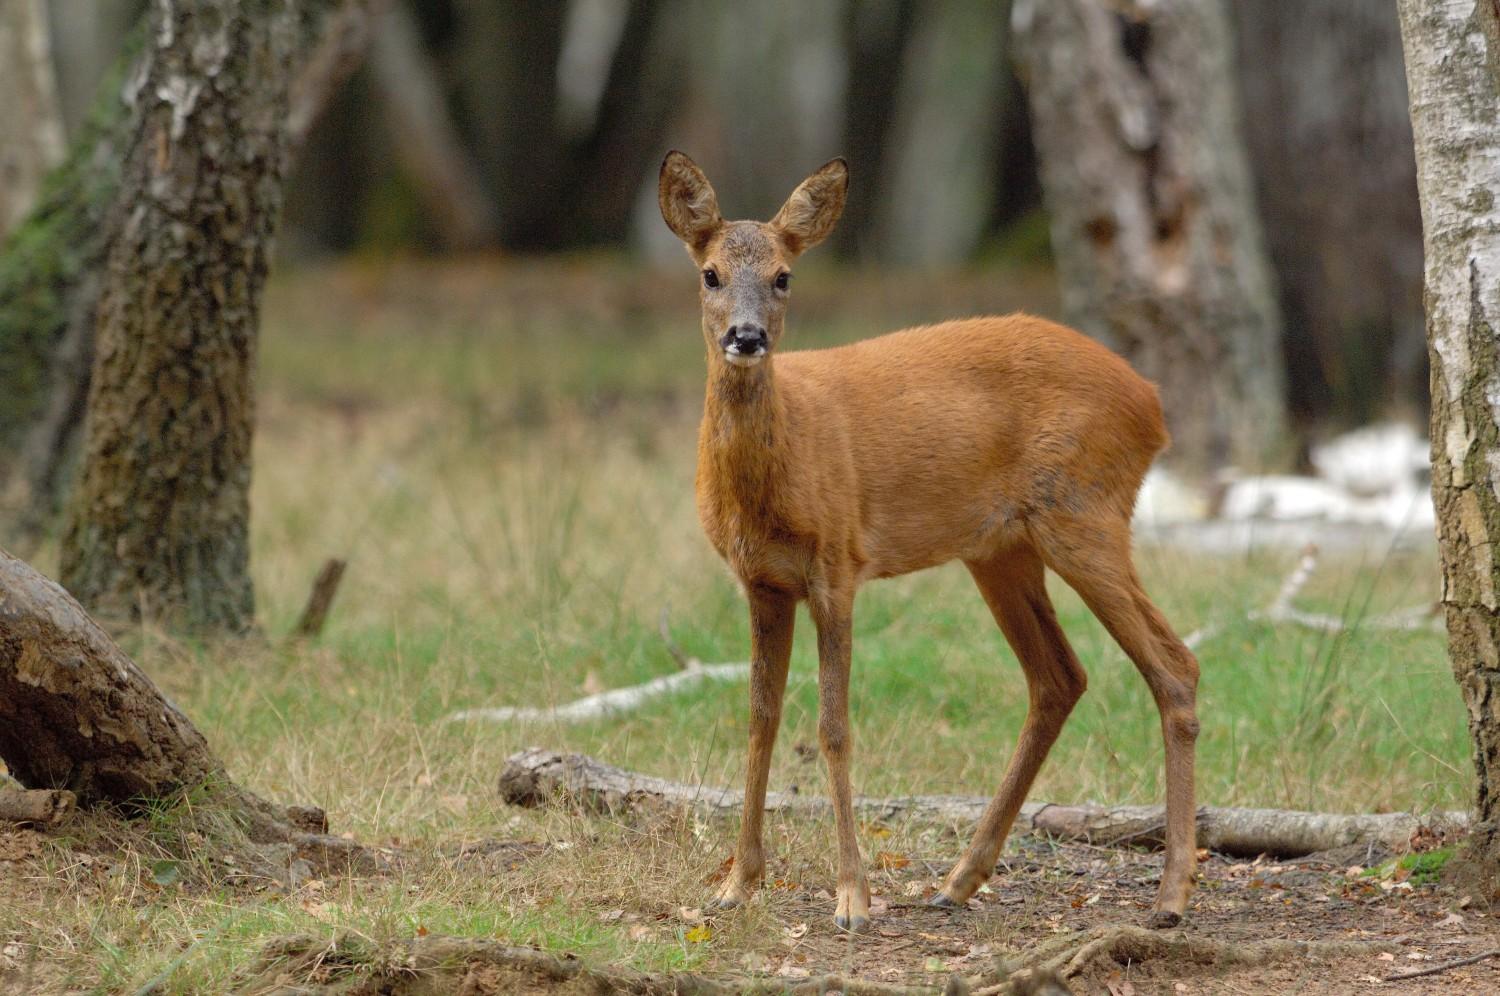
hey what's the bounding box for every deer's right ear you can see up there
[659,151,722,257]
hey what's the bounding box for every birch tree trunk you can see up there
[0,0,65,242]
[58,0,300,633]
[1012,0,1285,472]
[1398,0,1500,874]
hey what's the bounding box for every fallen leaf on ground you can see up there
[875,851,910,870]
[684,925,712,943]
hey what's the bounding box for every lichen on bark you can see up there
[1399,0,1500,879]
[58,0,300,633]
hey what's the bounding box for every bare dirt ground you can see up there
[4,819,1496,995]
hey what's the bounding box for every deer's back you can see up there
[776,315,1167,573]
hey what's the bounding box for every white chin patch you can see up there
[723,350,765,367]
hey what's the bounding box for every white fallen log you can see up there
[498,748,1468,859]
[443,661,750,725]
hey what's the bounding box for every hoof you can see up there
[1147,909,1182,929]
[834,914,870,933]
[706,896,742,911]
[928,892,960,909]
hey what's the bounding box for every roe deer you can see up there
[658,151,1200,932]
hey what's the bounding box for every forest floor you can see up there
[0,259,1473,993]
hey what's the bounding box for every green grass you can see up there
[0,258,1468,992]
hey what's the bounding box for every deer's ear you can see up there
[770,157,848,256]
[659,151,722,256]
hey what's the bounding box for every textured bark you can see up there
[0,547,377,874]
[1012,0,1285,471]
[0,2,366,541]
[367,0,498,250]
[0,787,75,826]
[498,749,1466,859]
[0,548,221,802]
[0,0,65,241]
[1233,1,1424,425]
[1398,0,1500,874]
[57,0,299,633]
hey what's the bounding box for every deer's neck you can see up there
[700,358,789,511]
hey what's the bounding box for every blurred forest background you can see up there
[7,0,1424,441]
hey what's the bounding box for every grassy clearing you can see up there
[2,259,1468,992]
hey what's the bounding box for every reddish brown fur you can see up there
[659,152,1200,933]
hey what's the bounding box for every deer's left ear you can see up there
[771,157,848,256]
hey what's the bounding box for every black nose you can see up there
[722,324,768,353]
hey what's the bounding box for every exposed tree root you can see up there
[241,932,944,995]
[1004,925,1387,981]
[498,748,1466,859]
[242,926,1396,995]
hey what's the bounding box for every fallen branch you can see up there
[1183,545,1440,650]
[1383,946,1500,982]
[444,610,748,723]
[446,662,750,725]
[498,749,1467,859]
[291,557,347,638]
[0,786,74,825]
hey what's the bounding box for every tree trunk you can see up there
[1397,0,1500,877]
[455,0,568,250]
[1012,0,1285,472]
[0,0,65,242]
[833,0,918,259]
[367,0,498,251]
[1232,0,1424,427]
[0,549,221,801]
[0,3,373,544]
[870,2,1012,264]
[57,0,300,634]
[0,34,137,527]
[0,547,372,875]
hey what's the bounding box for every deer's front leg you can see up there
[709,586,795,910]
[811,591,870,932]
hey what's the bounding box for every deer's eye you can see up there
[703,269,720,289]
[774,272,790,291]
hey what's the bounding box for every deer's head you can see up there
[659,152,847,370]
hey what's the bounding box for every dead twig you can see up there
[659,606,695,669]
[292,557,348,638]
[1382,947,1500,982]
[1185,544,1440,651]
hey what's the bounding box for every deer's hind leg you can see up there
[1031,514,1200,927]
[932,544,1087,907]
